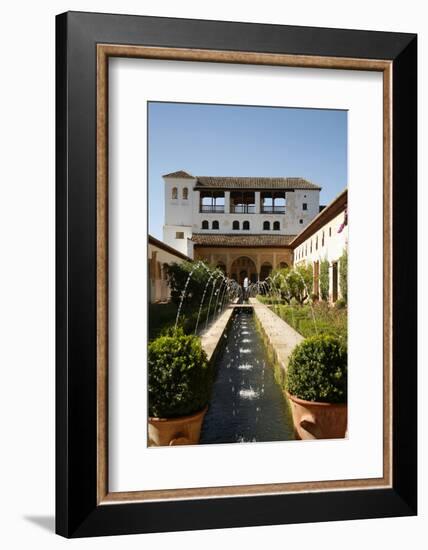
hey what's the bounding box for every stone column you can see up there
[255,191,261,214]
[194,190,200,215]
[224,191,230,213]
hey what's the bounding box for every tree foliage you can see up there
[269,265,314,305]
[165,261,212,307]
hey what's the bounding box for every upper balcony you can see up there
[199,190,225,214]
[200,204,225,213]
[261,191,286,214]
[261,205,286,214]
[230,204,256,214]
[198,189,288,214]
[230,191,256,214]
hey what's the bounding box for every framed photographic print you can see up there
[56,11,417,538]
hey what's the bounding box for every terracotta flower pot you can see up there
[286,392,347,440]
[148,406,208,446]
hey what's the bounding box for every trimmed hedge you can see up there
[148,330,212,418]
[285,334,347,403]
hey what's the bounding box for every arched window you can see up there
[172,187,178,199]
[316,236,319,250]
[279,262,288,269]
[243,221,250,230]
[202,220,209,230]
[232,221,240,230]
[273,221,280,231]
[182,187,188,200]
[212,220,219,230]
[263,221,270,230]
[322,231,325,247]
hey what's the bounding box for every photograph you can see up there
[147,102,348,446]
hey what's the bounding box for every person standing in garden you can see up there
[243,276,249,302]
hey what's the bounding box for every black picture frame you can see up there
[56,11,417,538]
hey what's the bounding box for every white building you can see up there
[291,189,348,302]
[148,235,192,303]
[162,170,321,259]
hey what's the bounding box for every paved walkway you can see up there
[249,298,303,373]
[199,307,234,362]
[199,299,303,371]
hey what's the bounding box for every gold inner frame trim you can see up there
[96,44,393,505]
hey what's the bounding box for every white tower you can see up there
[162,171,196,257]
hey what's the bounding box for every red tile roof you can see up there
[162,170,194,178]
[162,171,321,190]
[195,176,321,191]
[192,233,296,248]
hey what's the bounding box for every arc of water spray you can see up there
[194,270,219,334]
[174,260,210,331]
[205,271,223,330]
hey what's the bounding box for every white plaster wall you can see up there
[148,242,189,302]
[294,210,348,266]
[294,209,348,300]
[162,224,193,255]
[286,189,320,233]
[167,187,319,235]
[163,175,196,226]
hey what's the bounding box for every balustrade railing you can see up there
[200,205,225,213]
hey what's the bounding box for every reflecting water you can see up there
[200,308,295,444]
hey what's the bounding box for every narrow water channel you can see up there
[200,308,295,444]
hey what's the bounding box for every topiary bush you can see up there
[148,329,212,418]
[285,335,347,403]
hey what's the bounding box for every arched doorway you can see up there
[230,256,258,284]
[260,262,273,281]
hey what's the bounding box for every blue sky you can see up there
[148,102,347,240]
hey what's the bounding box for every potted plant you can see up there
[285,334,347,440]
[148,329,212,446]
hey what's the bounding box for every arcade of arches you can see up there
[193,246,293,283]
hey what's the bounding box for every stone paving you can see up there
[199,307,234,362]
[199,299,303,371]
[249,298,303,373]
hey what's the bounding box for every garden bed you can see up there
[256,296,347,341]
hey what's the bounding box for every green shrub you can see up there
[285,335,347,403]
[148,330,212,418]
[339,249,348,304]
[319,259,329,301]
[335,298,346,310]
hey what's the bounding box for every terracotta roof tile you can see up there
[162,170,194,178]
[192,233,296,247]
[195,176,321,190]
